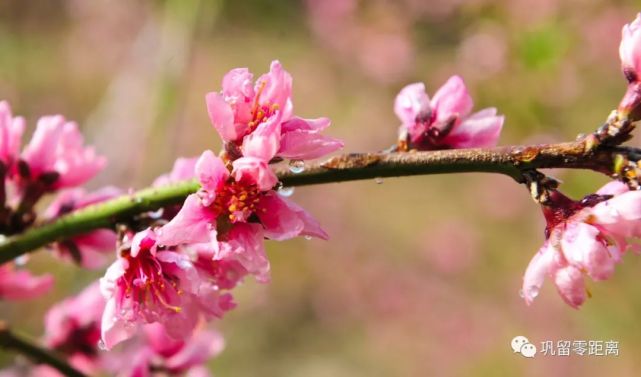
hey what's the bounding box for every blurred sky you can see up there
[2,1,641,376]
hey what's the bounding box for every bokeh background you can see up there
[1,0,641,376]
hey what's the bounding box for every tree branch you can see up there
[0,139,630,264]
[0,321,87,377]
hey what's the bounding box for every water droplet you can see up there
[97,340,107,351]
[518,289,524,298]
[304,235,312,240]
[14,255,28,266]
[278,186,295,197]
[528,286,539,299]
[374,177,384,184]
[288,160,305,174]
[148,209,164,219]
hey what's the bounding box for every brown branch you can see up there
[0,321,87,377]
[0,138,634,264]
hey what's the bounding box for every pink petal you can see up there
[431,75,474,123]
[553,266,587,309]
[222,68,255,100]
[205,92,240,142]
[281,117,331,133]
[131,228,157,258]
[220,223,270,283]
[21,115,66,174]
[596,180,629,196]
[0,101,24,166]
[164,330,225,372]
[158,194,217,246]
[232,157,278,191]
[257,192,329,241]
[443,108,504,148]
[0,265,54,300]
[279,129,344,160]
[521,242,555,305]
[560,222,616,281]
[195,150,229,194]
[100,298,137,350]
[256,60,293,118]
[620,13,641,76]
[241,116,281,161]
[394,82,430,128]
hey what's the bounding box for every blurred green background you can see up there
[1,0,641,376]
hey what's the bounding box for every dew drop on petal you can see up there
[528,286,540,299]
[97,340,107,351]
[304,235,312,240]
[288,160,305,174]
[518,289,525,298]
[14,255,28,266]
[278,186,295,197]
[374,177,384,184]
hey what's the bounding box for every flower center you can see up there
[213,180,262,223]
[247,81,279,131]
[121,248,182,314]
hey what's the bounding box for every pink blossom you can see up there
[0,263,53,300]
[522,182,641,308]
[21,116,106,189]
[100,228,204,349]
[620,13,641,82]
[394,76,504,150]
[45,187,121,268]
[159,150,328,282]
[108,324,223,377]
[43,282,105,375]
[0,101,24,171]
[153,157,198,187]
[206,61,291,143]
[206,61,342,160]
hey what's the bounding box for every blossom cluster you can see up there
[99,60,343,353]
[0,102,108,301]
[1,10,641,375]
[520,13,641,308]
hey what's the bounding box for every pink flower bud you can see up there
[620,13,641,82]
[0,101,24,171]
[394,76,504,150]
[522,181,641,308]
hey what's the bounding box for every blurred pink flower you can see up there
[394,76,504,150]
[132,325,225,377]
[45,186,121,268]
[620,13,641,82]
[99,228,204,349]
[522,181,641,308]
[159,150,328,283]
[152,157,198,187]
[43,282,105,375]
[21,115,106,190]
[107,324,223,377]
[305,0,415,84]
[0,101,24,172]
[0,263,53,300]
[206,61,342,160]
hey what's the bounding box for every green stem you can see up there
[0,321,87,377]
[0,140,627,264]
